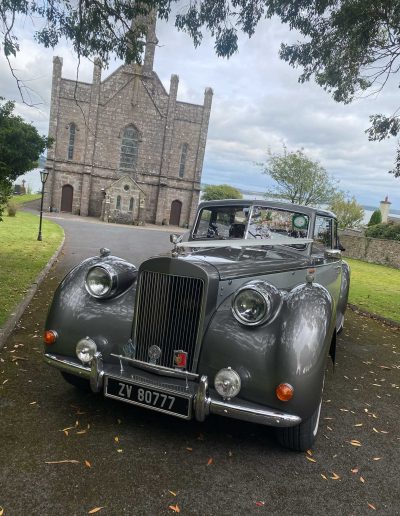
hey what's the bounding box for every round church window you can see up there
[124,184,130,191]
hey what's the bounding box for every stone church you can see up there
[44,16,213,226]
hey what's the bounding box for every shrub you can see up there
[368,209,382,226]
[7,201,17,217]
[365,222,400,241]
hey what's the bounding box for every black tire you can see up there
[275,399,322,452]
[60,371,91,391]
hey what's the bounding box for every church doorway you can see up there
[169,200,182,226]
[61,184,73,212]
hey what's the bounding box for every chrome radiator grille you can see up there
[134,271,204,371]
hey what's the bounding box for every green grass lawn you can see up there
[346,258,400,324]
[10,193,41,205]
[0,211,64,327]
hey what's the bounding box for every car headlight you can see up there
[214,367,241,399]
[232,281,281,326]
[85,265,116,298]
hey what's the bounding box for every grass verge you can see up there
[346,258,400,324]
[10,194,41,205]
[0,211,64,327]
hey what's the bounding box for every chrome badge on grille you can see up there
[173,350,188,370]
[148,345,162,364]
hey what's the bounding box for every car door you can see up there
[312,215,342,305]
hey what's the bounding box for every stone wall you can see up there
[340,232,400,268]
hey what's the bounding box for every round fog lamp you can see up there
[76,337,97,364]
[214,367,241,399]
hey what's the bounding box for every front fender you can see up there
[199,281,334,420]
[44,256,138,360]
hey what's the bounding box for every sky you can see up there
[2,10,400,211]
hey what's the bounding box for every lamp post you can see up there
[37,169,49,241]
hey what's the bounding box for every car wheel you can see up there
[275,398,322,452]
[60,371,90,391]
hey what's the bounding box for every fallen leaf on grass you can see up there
[320,474,327,480]
[63,430,69,437]
[77,430,87,435]
[62,426,75,432]
[228,451,233,457]
[306,456,316,463]
[207,457,213,466]
[85,460,91,468]
[168,491,177,497]
[255,501,265,506]
[2,380,8,385]
[88,507,105,514]
[117,449,123,453]
[306,449,313,456]
[114,436,119,443]
[373,457,382,461]
[351,468,359,474]
[360,476,366,483]
[367,503,376,510]
[186,447,193,452]
[169,504,180,513]
[348,440,362,447]
[45,460,79,464]
[354,423,363,427]
[29,401,37,405]
[0,506,4,516]
[330,472,340,480]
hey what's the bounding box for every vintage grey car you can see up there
[43,200,350,451]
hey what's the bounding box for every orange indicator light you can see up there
[43,330,57,346]
[276,383,294,401]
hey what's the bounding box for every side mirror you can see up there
[325,249,342,260]
[170,233,182,244]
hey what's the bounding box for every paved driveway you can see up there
[0,217,399,515]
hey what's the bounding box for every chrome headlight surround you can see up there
[85,264,118,299]
[232,281,281,327]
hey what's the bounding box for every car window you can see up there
[313,216,334,253]
[193,206,250,239]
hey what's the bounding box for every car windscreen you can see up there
[193,205,310,245]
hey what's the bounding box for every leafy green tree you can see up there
[0,98,51,220]
[202,184,243,201]
[3,1,400,173]
[262,147,338,206]
[368,210,382,226]
[328,193,364,230]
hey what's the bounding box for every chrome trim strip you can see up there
[209,398,301,427]
[110,354,199,380]
[104,376,192,420]
[44,353,90,378]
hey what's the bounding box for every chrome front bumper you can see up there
[44,352,301,428]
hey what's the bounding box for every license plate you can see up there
[104,377,191,419]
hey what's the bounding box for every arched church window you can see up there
[120,126,139,170]
[129,197,134,212]
[116,195,121,210]
[179,143,188,178]
[68,123,76,160]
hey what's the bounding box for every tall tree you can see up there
[2,1,400,174]
[262,147,338,206]
[0,98,51,219]
[328,192,364,230]
[202,184,243,201]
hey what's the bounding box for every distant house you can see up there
[44,13,213,226]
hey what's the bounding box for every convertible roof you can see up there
[198,199,336,219]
